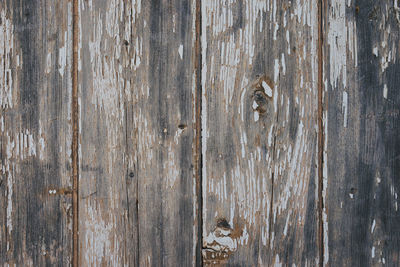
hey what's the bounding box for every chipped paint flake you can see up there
[371,219,376,234]
[383,84,388,99]
[262,81,273,98]
[178,44,183,59]
[342,91,348,128]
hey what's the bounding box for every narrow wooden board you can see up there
[201,1,319,265]
[0,0,73,265]
[324,0,400,265]
[78,0,198,265]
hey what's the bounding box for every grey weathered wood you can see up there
[324,0,400,266]
[78,0,198,265]
[201,1,319,265]
[0,0,73,265]
[3,0,400,266]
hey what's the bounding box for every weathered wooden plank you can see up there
[0,0,73,265]
[78,0,138,265]
[324,0,400,266]
[201,0,319,265]
[78,0,198,265]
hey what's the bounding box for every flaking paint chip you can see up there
[178,44,183,59]
[261,80,273,98]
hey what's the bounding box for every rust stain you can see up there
[72,0,79,266]
[47,187,73,196]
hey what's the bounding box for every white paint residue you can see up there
[373,47,378,57]
[46,53,52,74]
[252,100,259,110]
[0,10,15,109]
[372,246,375,258]
[262,81,273,98]
[371,219,376,233]
[383,84,388,99]
[0,116,4,132]
[281,53,286,75]
[274,254,282,267]
[328,1,347,89]
[84,204,116,266]
[7,171,13,234]
[268,125,274,147]
[58,45,66,77]
[274,59,280,83]
[283,211,291,236]
[254,111,259,122]
[342,91,348,127]
[203,227,237,252]
[178,44,183,59]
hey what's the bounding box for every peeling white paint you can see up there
[254,111,259,122]
[204,227,237,252]
[383,84,388,99]
[178,44,183,59]
[342,91,348,127]
[0,10,15,109]
[371,219,376,234]
[373,47,378,57]
[262,81,273,98]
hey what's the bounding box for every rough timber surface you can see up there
[2,0,400,266]
[201,1,319,265]
[323,0,400,266]
[0,0,73,266]
[78,0,198,266]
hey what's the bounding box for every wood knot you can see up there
[251,76,273,122]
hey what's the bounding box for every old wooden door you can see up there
[1,0,399,266]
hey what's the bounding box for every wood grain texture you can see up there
[78,0,198,265]
[0,0,73,265]
[201,0,319,265]
[323,0,400,266]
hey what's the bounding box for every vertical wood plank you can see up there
[201,0,319,265]
[135,0,198,265]
[324,0,400,265]
[78,0,198,265]
[0,0,73,265]
[78,0,138,265]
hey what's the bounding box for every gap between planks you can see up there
[72,0,79,266]
[195,0,203,265]
[317,0,326,266]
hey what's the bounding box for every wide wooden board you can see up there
[0,0,73,265]
[78,0,199,265]
[324,0,400,265]
[201,1,319,265]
